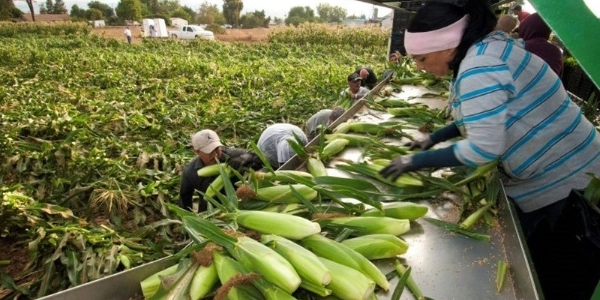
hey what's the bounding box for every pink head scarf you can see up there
[404,15,469,55]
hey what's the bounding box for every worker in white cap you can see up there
[179,129,262,212]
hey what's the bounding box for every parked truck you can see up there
[169,25,214,40]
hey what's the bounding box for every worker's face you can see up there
[195,146,222,166]
[348,80,361,93]
[411,48,456,78]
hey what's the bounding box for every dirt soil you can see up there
[0,236,31,298]
[91,26,272,44]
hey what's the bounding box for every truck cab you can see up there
[170,25,214,40]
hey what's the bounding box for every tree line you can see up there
[1,0,357,29]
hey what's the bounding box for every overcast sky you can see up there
[19,0,393,19]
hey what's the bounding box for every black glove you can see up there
[379,156,416,182]
[227,152,262,171]
[405,135,434,151]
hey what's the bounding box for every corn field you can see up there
[0,22,392,298]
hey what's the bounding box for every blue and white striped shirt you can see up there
[450,32,600,212]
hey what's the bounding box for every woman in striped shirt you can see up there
[379,0,600,238]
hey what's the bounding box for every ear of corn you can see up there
[319,138,349,161]
[299,280,332,297]
[318,257,376,300]
[459,200,495,230]
[325,133,383,147]
[361,202,428,221]
[213,250,293,300]
[255,170,314,183]
[307,157,328,177]
[254,184,318,203]
[212,250,264,300]
[343,122,387,135]
[236,210,321,240]
[364,161,424,187]
[261,203,308,215]
[140,264,179,298]
[146,258,200,300]
[203,167,233,201]
[197,163,229,177]
[300,234,390,291]
[326,216,410,236]
[262,234,331,286]
[230,237,302,294]
[183,217,302,294]
[341,234,409,260]
[333,121,352,134]
[189,262,218,300]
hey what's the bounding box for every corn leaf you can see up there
[423,217,491,242]
[391,266,411,300]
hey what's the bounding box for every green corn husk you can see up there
[213,250,294,300]
[213,250,264,300]
[262,234,331,286]
[183,217,302,295]
[255,170,314,183]
[319,257,376,300]
[343,122,388,135]
[361,202,429,221]
[394,260,425,300]
[496,260,509,293]
[230,237,302,294]
[204,168,233,201]
[364,161,424,187]
[341,234,409,260]
[236,210,321,240]
[197,163,229,177]
[301,234,390,291]
[189,262,218,300]
[260,203,308,215]
[319,138,349,161]
[307,157,328,177]
[147,258,201,300]
[333,121,352,134]
[140,264,179,299]
[459,200,495,230]
[254,184,318,203]
[325,133,384,147]
[326,216,410,236]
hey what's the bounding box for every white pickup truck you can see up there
[169,25,214,40]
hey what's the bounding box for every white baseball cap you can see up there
[191,129,223,154]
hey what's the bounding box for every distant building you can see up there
[344,18,367,28]
[170,18,188,27]
[92,20,106,28]
[22,14,70,22]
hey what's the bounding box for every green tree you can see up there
[180,5,196,22]
[88,1,114,18]
[116,0,142,22]
[87,7,103,20]
[240,9,269,28]
[39,0,52,13]
[222,0,242,27]
[197,1,224,25]
[0,0,16,20]
[52,0,67,14]
[70,4,86,18]
[170,7,190,22]
[316,3,346,23]
[285,6,315,26]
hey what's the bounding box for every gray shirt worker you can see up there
[257,123,308,168]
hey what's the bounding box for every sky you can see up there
[18,0,393,19]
